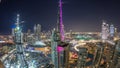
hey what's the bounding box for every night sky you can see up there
[0,0,120,34]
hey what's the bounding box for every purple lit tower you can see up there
[51,0,67,68]
[57,0,65,41]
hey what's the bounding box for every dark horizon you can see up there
[0,0,120,34]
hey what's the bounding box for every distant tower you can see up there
[12,28,14,36]
[110,24,115,37]
[34,24,37,34]
[114,28,118,38]
[36,24,41,35]
[57,0,65,41]
[115,28,117,33]
[34,24,41,40]
[106,23,109,39]
[101,21,109,40]
[37,24,41,40]
[27,29,31,36]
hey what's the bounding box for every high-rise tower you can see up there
[34,24,41,40]
[51,0,64,68]
[36,24,41,36]
[57,0,65,41]
[101,21,109,41]
[14,14,28,68]
[51,29,59,68]
[34,24,37,34]
[51,0,69,68]
[109,24,115,40]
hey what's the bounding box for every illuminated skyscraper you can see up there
[77,47,88,68]
[36,24,41,35]
[34,24,37,34]
[51,29,59,68]
[110,24,115,39]
[57,0,65,41]
[101,21,109,40]
[51,0,69,68]
[12,28,14,36]
[34,24,41,40]
[14,14,28,68]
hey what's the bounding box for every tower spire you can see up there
[16,14,20,27]
[14,14,28,68]
[58,0,64,41]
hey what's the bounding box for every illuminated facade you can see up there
[101,22,109,40]
[110,24,115,37]
[77,47,88,68]
[51,29,59,68]
[51,0,69,68]
[34,24,41,40]
[58,0,64,41]
[34,24,37,34]
[14,14,28,68]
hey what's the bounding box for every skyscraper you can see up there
[101,22,109,40]
[57,0,65,41]
[14,14,28,68]
[110,24,115,37]
[34,24,41,40]
[34,24,37,34]
[36,24,41,35]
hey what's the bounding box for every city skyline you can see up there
[0,0,120,34]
